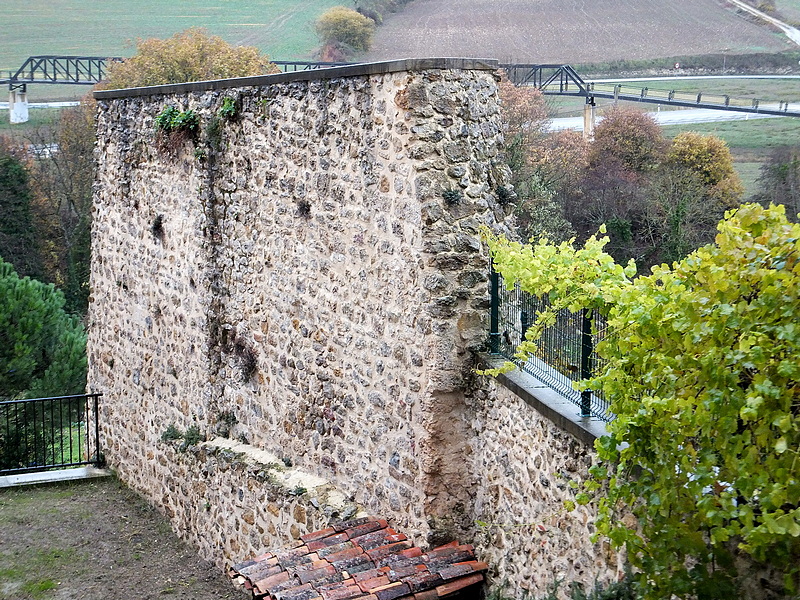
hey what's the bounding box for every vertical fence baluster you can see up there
[93,395,100,466]
[489,267,500,354]
[0,394,103,475]
[580,309,593,418]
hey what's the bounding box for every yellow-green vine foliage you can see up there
[485,204,800,599]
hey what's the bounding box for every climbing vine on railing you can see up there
[483,204,800,599]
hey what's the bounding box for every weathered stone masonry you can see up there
[89,59,619,598]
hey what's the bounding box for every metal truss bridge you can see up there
[3,56,799,118]
[1,56,122,91]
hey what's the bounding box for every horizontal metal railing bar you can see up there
[0,393,102,475]
[0,393,102,405]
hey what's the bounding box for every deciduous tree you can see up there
[667,131,743,208]
[315,6,376,56]
[590,106,665,173]
[753,146,800,220]
[105,28,275,89]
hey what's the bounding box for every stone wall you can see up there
[89,58,618,598]
[467,371,624,597]
[90,58,507,558]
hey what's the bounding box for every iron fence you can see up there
[0,393,102,475]
[489,269,612,421]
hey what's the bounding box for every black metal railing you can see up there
[489,269,612,421]
[0,393,102,475]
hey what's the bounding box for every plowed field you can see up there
[363,0,791,64]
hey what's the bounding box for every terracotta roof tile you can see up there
[373,582,411,600]
[343,519,389,539]
[319,583,365,600]
[302,527,338,543]
[274,583,317,600]
[335,556,376,576]
[375,547,424,570]
[229,517,485,600]
[435,573,483,597]
[317,541,356,558]
[332,517,379,532]
[254,571,291,593]
[240,561,284,581]
[352,566,392,583]
[405,571,445,593]
[325,546,366,563]
[307,533,351,551]
[350,529,407,550]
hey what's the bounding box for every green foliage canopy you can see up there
[485,203,800,598]
[0,258,86,399]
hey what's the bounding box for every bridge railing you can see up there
[0,393,102,475]
[489,269,612,421]
[588,81,794,114]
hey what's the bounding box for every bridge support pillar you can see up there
[9,86,29,124]
[582,98,595,140]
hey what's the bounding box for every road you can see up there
[727,0,800,47]
[550,107,780,131]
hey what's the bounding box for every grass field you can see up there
[1,0,341,75]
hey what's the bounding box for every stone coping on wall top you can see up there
[93,57,500,100]
[229,516,487,600]
[481,355,609,447]
[200,437,360,517]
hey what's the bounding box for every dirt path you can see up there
[0,477,248,600]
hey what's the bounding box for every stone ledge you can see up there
[200,437,362,519]
[0,466,112,488]
[480,354,609,447]
[93,57,500,100]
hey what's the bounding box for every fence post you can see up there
[93,394,101,466]
[580,308,593,417]
[489,267,501,354]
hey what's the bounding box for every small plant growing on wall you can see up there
[442,188,462,206]
[181,425,202,450]
[218,96,239,120]
[161,424,182,442]
[154,104,200,153]
[495,185,516,207]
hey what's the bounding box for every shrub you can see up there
[315,6,376,53]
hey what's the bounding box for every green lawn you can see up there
[1,0,341,73]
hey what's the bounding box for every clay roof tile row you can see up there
[229,517,486,600]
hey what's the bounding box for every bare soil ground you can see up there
[0,477,248,600]
[363,0,791,64]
